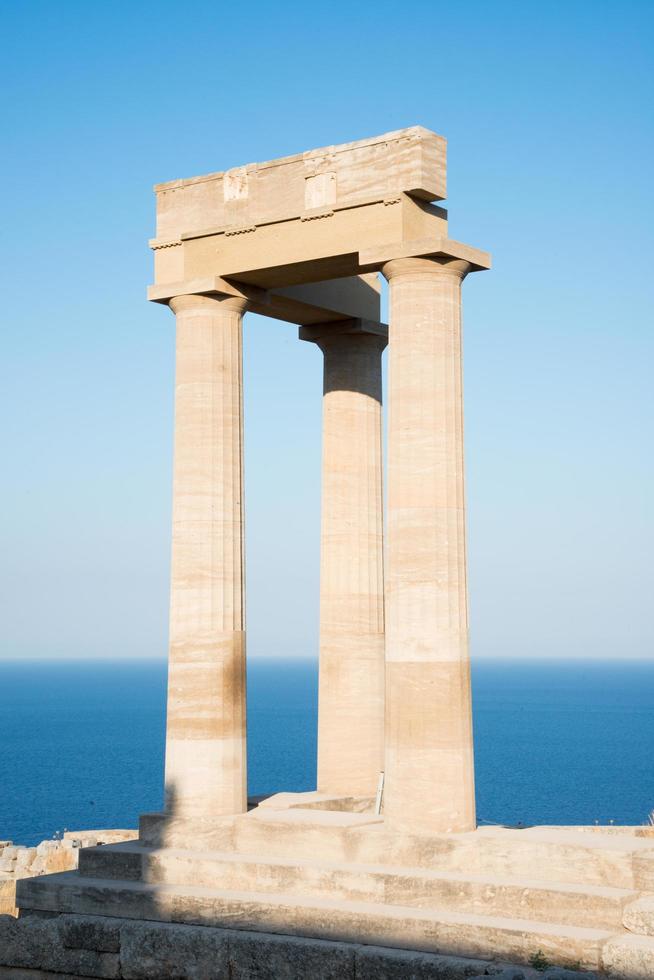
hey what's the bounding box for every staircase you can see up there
[15,802,654,976]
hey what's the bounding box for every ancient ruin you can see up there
[149,126,486,834]
[4,128,654,979]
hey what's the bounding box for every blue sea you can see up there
[1,659,653,846]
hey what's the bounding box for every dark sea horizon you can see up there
[1,657,653,846]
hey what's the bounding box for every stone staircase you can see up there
[15,801,654,977]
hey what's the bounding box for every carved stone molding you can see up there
[224,225,257,237]
[150,239,182,250]
[300,210,335,222]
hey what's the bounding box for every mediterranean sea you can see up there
[1,658,653,845]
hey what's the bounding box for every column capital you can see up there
[299,318,388,351]
[169,293,249,316]
[382,256,471,284]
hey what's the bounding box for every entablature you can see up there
[148,127,490,325]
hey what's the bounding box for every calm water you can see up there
[1,659,653,845]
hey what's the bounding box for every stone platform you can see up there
[3,795,654,979]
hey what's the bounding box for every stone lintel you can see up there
[274,274,381,324]
[148,275,382,328]
[299,318,388,345]
[151,195,449,292]
[359,236,492,272]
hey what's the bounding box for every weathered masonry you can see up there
[149,127,490,835]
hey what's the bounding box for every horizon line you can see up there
[1,655,653,664]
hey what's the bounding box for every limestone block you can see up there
[64,830,137,847]
[541,971,599,979]
[138,811,236,849]
[256,791,347,810]
[79,845,143,881]
[469,971,594,980]
[154,127,446,241]
[600,933,654,978]
[0,969,90,979]
[468,972,524,980]
[0,879,16,916]
[0,915,119,977]
[119,920,229,979]
[13,869,39,881]
[0,847,18,871]
[354,945,506,978]
[623,894,654,935]
[633,851,654,889]
[30,847,77,877]
[181,193,448,289]
[60,915,121,953]
[228,930,354,980]
[14,850,36,870]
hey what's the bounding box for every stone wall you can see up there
[0,913,592,980]
[0,831,137,917]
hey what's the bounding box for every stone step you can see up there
[234,807,386,863]
[16,871,614,971]
[231,811,654,888]
[481,828,654,891]
[78,843,637,931]
[139,811,237,850]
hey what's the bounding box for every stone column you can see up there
[381,258,476,834]
[300,320,387,798]
[164,293,248,819]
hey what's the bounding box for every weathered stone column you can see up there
[164,293,248,819]
[382,258,476,834]
[300,320,387,797]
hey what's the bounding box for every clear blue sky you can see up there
[1,0,652,661]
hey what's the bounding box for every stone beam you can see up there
[274,275,381,324]
[151,194,449,291]
[149,274,382,327]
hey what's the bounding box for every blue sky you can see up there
[1,0,652,660]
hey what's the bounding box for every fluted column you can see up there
[300,320,387,797]
[382,258,476,833]
[164,293,248,819]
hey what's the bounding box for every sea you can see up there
[1,658,653,846]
